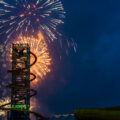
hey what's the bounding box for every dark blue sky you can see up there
[1,0,120,117]
[38,0,120,116]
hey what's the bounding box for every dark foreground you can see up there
[75,106,120,120]
[49,106,120,120]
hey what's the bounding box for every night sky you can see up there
[1,0,120,117]
[38,0,120,116]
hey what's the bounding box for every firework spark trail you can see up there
[0,0,65,44]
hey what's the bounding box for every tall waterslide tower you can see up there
[5,44,47,120]
[8,44,30,120]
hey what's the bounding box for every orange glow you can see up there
[30,97,39,111]
[28,12,31,15]
[32,4,36,9]
[12,33,51,85]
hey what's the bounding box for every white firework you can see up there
[0,0,65,43]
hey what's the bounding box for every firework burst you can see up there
[14,33,52,85]
[0,32,52,86]
[0,0,65,43]
[0,97,10,116]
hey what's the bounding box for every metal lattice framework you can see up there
[0,43,48,120]
[9,44,30,120]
